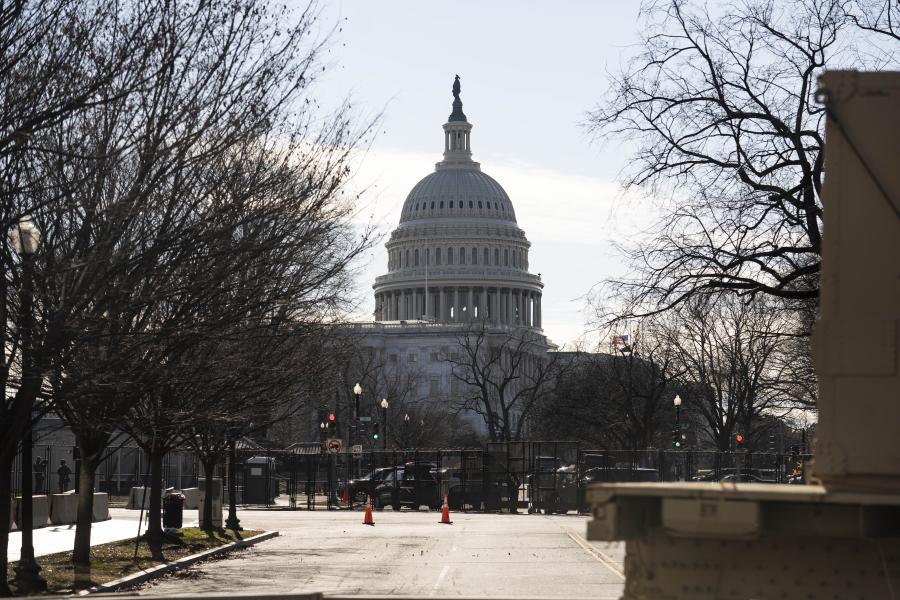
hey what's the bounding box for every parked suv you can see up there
[346,466,401,504]
[373,462,440,511]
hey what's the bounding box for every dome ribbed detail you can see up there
[399,169,517,223]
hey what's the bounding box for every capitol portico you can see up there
[373,76,543,329]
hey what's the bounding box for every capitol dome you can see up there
[373,76,543,329]
[399,167,517,224]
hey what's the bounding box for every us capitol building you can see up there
[345,77,551,432]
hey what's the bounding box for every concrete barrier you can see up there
[180,487,200,509]
[126,486,174,509]
[127,486,150,509]
[92,492,110,521]
[15,495,50,529]
[49,493,77,525]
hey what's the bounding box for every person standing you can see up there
[33,456,46,494]
[57,459,72,493]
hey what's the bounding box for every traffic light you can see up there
[372,422,380,440]
[736,434,744,449]
[672,429,681,448]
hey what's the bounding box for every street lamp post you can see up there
[404,413,410,449]
[351,383,362,462]
[380,399,389,450]
[11,217,46,592]
[672,394,684,481]
[347,382,363,477]
[673,394,683,446]
[352,383,362,419]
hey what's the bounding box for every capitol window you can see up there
[440,201,444,208]
[504,248,509,266]
[414,249,419,266]
[469,201,473,208]
[478,201,482,209]
[483,248,489,264]
[436,247,442,264]
[431,201,435,209]
[459,247,466,264]
[450,201,454,208]
[447,247,453,264]
[471,247,477,264]
[494,248,500,265]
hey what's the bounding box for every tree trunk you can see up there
[201,459,215,530]
[0,462,12,596]
[72,461,96,584]
[146,451,164,539]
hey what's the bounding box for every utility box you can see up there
[198,479,223,528]
[243,456,278,504]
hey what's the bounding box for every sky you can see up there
[298,0,653,347]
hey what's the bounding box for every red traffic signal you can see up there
[735,434,743,443]
[328,413,336,422]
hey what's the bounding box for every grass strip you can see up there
[6,527,263,595]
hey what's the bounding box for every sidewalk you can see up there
[6,508,199,562]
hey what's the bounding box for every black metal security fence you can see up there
[228,443,814,514]
[10,440,813,514]
[10,444,200,497]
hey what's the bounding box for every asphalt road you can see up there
[138,508,625,598]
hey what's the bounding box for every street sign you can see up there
[358,416,372,422]
[325,438,343,454]
[351,444,363,455]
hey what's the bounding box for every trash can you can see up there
[163,490,185,529]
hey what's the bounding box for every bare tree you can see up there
[848,0,900,41]
[534,324,683,449]
[0,1,154,586]
[0,0,372,582]
[446,323,559,443]
[586,0,889,317]
[665,294,802,450]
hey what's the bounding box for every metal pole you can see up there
[225,438,241,530]
[382,406,388,450]
[14,253,46,591]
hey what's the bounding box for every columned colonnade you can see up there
[376,286,542,328]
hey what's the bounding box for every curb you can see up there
[76,530,279,595]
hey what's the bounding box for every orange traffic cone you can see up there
[341,486,350,506]
[363,496,374,526]
[440,495,452,525]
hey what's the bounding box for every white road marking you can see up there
[564,527,625,580]
[429,564,450,597]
